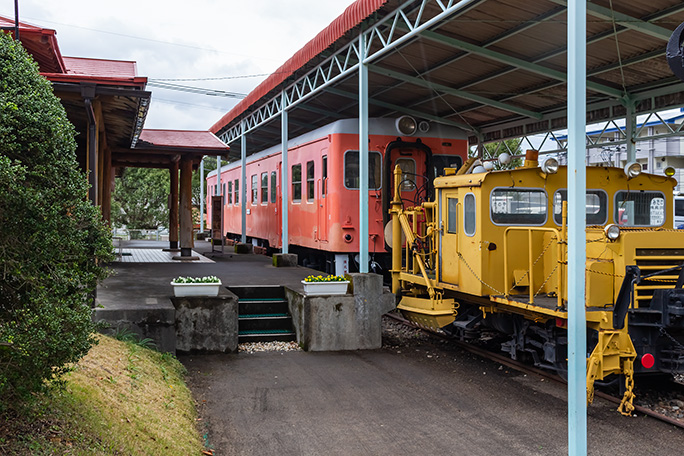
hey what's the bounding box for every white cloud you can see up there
[2,0,354,130]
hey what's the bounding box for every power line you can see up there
[147,81,246,99]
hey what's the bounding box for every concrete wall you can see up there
[171,289,239,353]
[94,307,177,354]
[286,273,395,351]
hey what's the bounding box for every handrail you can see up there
[503,226,563,306]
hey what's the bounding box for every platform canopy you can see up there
[210,0,684,156]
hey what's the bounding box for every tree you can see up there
[0,32,113,406]
[111,167,170,230]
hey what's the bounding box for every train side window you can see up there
[234,179,239,204]
[261,172,268,204]
[292,164,302,202]
[270,171,277,203]
[553,189,607,225]
[344,150,382,190]
[223,183,226,199]
[447,198,458,233]
[322,155,328,197]
[228,182,233,204]
[615,191,665,226]
[464,193,476,236]
[307,160,315,201]
[251,174,258,205]
[396,158,416,190]
[490,188,547,225]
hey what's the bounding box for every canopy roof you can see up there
[211,0,684,159]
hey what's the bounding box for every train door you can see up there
[386,141,432,207]
[317,152,328,242]
[439,189,459,284]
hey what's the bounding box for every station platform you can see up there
[95,240,315,350]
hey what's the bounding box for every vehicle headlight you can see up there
[541,157,559,174]
[604,224,620,241]
[396,116,417,136]
[624,161,642,178]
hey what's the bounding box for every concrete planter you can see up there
[171,282,222,297]
[301,280,349,296]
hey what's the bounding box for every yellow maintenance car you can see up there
[390,151,684,415]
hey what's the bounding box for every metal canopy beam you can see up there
[550,0,674,41]
[367,64,542,120]
[418,29,624,98]
[218,0,477,145]
[325,87,474,131]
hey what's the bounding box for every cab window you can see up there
[491,188,547,225]
[553,190,607,225]
[464,193,476,236]
[447,198,458,234]
[395,158,416,191]
[615,191,665,226]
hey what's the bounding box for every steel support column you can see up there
[567,0,588,454]
[625,99,637,162]
[359,32,369,273]
[216,155,221,232]
[281,94,289,254]
[200,157,205,233]
[241,121,247,244]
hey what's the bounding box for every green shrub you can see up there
[0,32,113,408]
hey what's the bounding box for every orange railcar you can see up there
[206,117,468,274]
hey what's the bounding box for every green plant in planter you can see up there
[304,274,347,283]
[172,276,221,284]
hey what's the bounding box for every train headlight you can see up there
[665,166,676,177]
[498,152,512,166]
[604,224,620,241]
[396,116,417,136]
[541,157,559,174]
[482,160,495,171]
[624,161,642,179]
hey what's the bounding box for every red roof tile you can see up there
[137,130,229,152]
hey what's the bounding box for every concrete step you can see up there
[238,330,297,343]
[238,299,289,315]
[239,314,293,332]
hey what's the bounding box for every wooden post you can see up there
[101,145,112,224]
[169,162,179,250]
[179,155,194,257]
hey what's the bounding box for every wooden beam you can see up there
[169,163,179,250]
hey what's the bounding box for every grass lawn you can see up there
[0,334,207,455]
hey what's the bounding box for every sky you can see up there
[1,0,356,131]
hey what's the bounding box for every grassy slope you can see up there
[0,335,204,455]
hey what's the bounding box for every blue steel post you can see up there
[281,93,289,254]
[200,157,204,233]
[567,0,588,454]
[216,155,221,231]
[358,31,369,273]
[241,121,247,244]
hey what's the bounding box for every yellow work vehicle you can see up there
[389,151,684,415]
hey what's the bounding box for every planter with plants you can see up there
[171,276,222,297]
[301,275,350,296]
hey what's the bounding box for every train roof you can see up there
[207,117,467,177]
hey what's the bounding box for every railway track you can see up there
[384,312,684,429]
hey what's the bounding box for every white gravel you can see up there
[238,341,302,353]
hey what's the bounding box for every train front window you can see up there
[490,188,547,225]
[615,191,665,226]
[344,150,382,190]
[395,158,416,191]
[433,154,463,177]
[553,190,607,225]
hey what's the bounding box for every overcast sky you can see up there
[1,0,355,131]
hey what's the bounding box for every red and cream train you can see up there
[206,117,468,274]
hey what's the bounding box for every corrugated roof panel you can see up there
[210,0,389,135]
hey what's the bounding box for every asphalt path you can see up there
[181,334,684,456]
